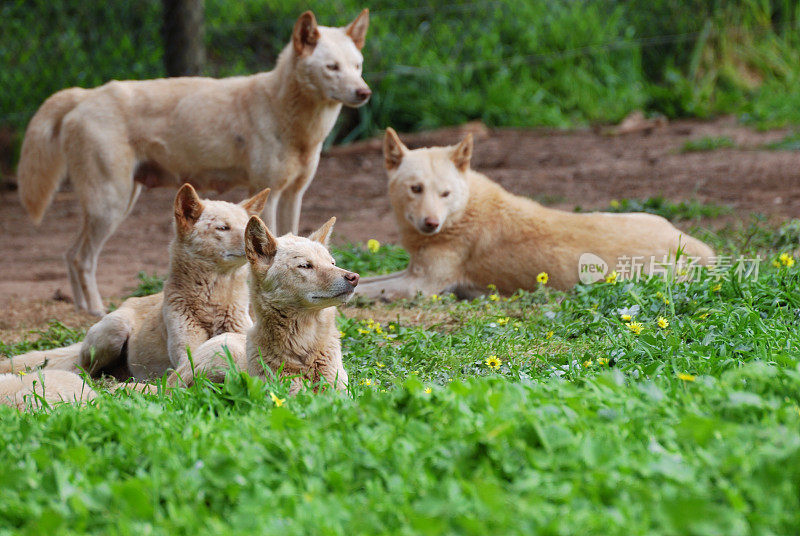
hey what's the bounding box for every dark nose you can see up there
[355,87,372,101]
[422,217,440,232]
[344,271,360,287]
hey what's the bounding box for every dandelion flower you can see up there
[620,314,632,321]
[497,317,510,326]
[489,294,500,302]
[609,199,620,209]
[780,253,795,267]
[711,283,721,292]
[625,321,643,335]
[545,331,554,339]
[597,357,609,366]
[270,392,285,407]
[424,387,432,394]
[677,373,696,382]
[376,361,385,368]
[359,378,373,386]
[18,371,27,376]
[605,270,619,284]
[583,360,593,368]
[772,259,782,268]
[430,294,441,301]
[339,330,345,337]
[485,355,502,370]
[657,316,669,329]
[367,239,380,253]
[357,328,369,335]
[537,272,549,285]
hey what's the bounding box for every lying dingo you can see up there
[0,184,269,379]
[356,128,715,300]
[169,216,358,394]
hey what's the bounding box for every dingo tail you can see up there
[17,88,88,224]
[0,342,83,374]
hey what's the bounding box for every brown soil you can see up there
[1,116,799,341]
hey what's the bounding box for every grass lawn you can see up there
[2,212,800,534]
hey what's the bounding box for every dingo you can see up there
[0,184,269,379]
[16,10,371,315]
[169,216,358,393]
[356,128,714,300]
[0,370,97,410]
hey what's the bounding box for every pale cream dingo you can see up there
[0,370,97,410]
[16,10,371,315]
[0,184,270,380]
[169,216,358,394]
[356,128,715,300]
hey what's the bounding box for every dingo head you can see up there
[173,184,270,269]
[289,9,372,107]
[383,127,472,235]
[245,216,359,311]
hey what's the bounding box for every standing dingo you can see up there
[16,10,371,315]
[356,128,715,300]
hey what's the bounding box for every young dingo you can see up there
[0,184,270,379]
[169,216,358,393]
[356,128,715,300]
[16,9,371,315]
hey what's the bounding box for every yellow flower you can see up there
[609,199,620,209]
[657,316,669,329]
[367,239,380,253]
[496,317,510,325]
[339,330,345,337]
[583,360,593,368]
[772,259,782,268]
[536,272,549,285]
[625,321,643,335]
[780,253,795,267]
[376,361,385,368]
[18,371,27,376]
[485,355,502,370]
[677,373,696,382]
[620,314,632,321]
[545,331,554,339]
[605,271,618,284]
[360,379,373,386]
[388,324,396,331]
[711,283,721,292]
[699,313,709,319]
[430,294,441,301]
[270,392,285,407]
[487,283,497,292]
[597,357,609,366]
[357,328,369,335]
[424,387,432,394]
[489,294,500,302]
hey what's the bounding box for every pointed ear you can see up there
[240,188,270,216]
[245,216,277,271]
[308,217,336,247]
[293,11,320,56]
[450,133,473,172]
[384,127,407,171]
[174,183,204,234]
[345,9,369,50]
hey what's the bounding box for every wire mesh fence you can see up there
[1,0,798,170]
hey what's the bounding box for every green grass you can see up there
[679,136,736,153]
[3,221,800,533]
[764,131,800,150]
[580,196,732,221]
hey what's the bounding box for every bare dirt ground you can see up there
[1,116,799,341]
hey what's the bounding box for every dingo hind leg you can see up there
[64,121,138,315]
[79,307,135,376]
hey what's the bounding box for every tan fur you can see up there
[1,185,269,381]
[169,216,358,394]
[356,128,715,300]
[16,10,370,316]
[0,371,97,411]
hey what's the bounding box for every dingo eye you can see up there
[411,184,423,194]
[216,224,230,231]
[355,63,362,70]
[441,191,450,198]
[298,262,313,269]
[327,63,340,71]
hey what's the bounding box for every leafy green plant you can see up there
[680,135,736,152]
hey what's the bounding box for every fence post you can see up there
[162,0,205,76]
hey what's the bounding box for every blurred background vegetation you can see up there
[1,0,799,167]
